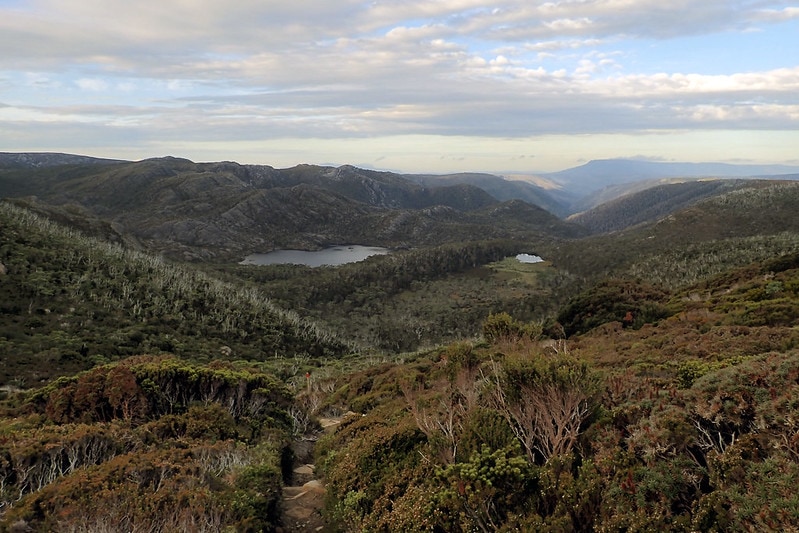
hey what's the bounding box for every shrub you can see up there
[434,442,534,532]
[482,312,542,343]
[491,353,601,463]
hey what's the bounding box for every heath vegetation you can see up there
[2,162,799,531]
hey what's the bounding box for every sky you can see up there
[1,0,798,174]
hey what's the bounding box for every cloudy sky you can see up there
[1,0,798,173]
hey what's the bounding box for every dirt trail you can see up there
[278,416,345,533]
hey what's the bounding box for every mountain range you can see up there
[2,152,799,261]
[544,158,799,188]
[0,154,582,260]
[4,151,798,201]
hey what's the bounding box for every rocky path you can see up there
[279,416,344,532]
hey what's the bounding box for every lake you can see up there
[516,253,544,264]
[240,245,390,267]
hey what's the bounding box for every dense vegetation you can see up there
[3,157,799,531]
[316,255,799,531]
[0,202,348,387]
[210,182,799,357]
[224,242,573,352]
[541,181,799,287]
[0,356,295,532]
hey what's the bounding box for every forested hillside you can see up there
[3,155,799,531]
[0,157,583,260]
[542,181,799,287]
[567,179,745,234]
[0,202,349,387]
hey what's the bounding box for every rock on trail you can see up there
[278,414,351,532]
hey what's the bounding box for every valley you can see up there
[1,153,799,531]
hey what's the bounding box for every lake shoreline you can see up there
[240,245,390,267]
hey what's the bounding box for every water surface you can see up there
[516,253,544,264]
[240,245,389,267]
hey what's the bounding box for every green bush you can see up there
[482,312,542,343]
[435,443,534,532]
[557,279,672,336]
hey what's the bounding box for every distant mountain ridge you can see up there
[544,159,799,209]
[405,172,574,217]
[4,152,799,215]
[545,158,799,187]
[0,151,124,168]
[4,152,799,246]
[0,155,584,260]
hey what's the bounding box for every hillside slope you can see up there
[1,157,584,260]
[542,180,799,287]
[0,202,350,387]
[407,171,571,217]
[568,179,749,234]
[311,251,799,532]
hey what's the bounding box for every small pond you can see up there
[516,253,544,264]
[240,245,390,267]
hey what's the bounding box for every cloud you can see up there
[0,0,786,72]
[755,6,799,22]
[0,0,797,170]
[591,68,799,98]
[76,78,109,91]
